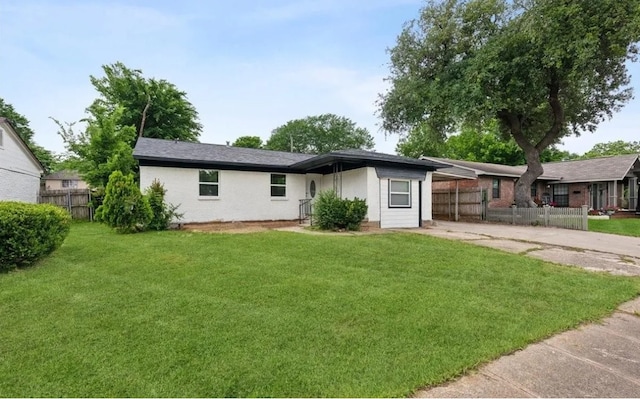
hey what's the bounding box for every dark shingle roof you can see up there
[134,138,447,171]
[134,137,314,167]
[541,154,640,183]
[423,154,640,183]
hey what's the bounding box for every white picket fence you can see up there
[486,205,588,231]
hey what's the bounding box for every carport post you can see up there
[582,205,588,231]
[455,180,459,221]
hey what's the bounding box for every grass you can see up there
[589,218,640,237]
[1,223,638,397]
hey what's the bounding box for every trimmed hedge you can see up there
[313,190,368,231]
[0,201,71,272]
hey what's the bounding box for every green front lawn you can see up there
[589,218,640,237]
[1,224,638,397]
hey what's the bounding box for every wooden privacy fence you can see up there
[486,205,588,231]
[38,189,93,220]
[432,187,486,221]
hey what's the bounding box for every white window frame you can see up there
[269,173,287,199]
[199,170,219,198]
[270,174,287,198]
[388,179,411,208]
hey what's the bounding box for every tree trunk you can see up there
[515,148,543,207]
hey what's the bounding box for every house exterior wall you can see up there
[318,167,379,223]
[0,123,42,203]
[44,179,89,190]
[433,176,514,207]
[568,183,589,207]
[140,166,306,223]
[380,179,421,228]
[422,172,433,224]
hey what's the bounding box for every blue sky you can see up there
[1,0,638,156]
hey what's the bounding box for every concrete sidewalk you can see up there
[410,221,640,397]
[415,298,640,398]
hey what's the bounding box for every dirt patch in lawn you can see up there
[181,220,301,234]
[181,220,387,234]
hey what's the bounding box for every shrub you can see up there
[0,201,71,272]
[313,190,368,231]
[145,179,183,231]
[95,171,152,233]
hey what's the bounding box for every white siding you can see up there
[320,167,379,222]
[140,166,306,223]
[422,172,433,223]
[380,178,421,228]
[0,121,43,203]
[366,167,381,223]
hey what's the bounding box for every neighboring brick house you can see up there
[42,170,89,191]
[425,155,640,211]
[427,157,559,208]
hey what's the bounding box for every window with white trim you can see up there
[199,170,219,196]
[271,174,286,197]
[389,179,411,208]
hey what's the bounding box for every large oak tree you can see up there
[379,0,640,206]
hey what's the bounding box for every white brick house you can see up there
[134,138,446,228]
[0,117,44,203]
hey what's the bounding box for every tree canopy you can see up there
[232,136,263,149]
[397,120,577,165]
[56,62,202,188]
[581,140,640,159]
[0,97,56,171]
[89,62,201,144]
[265,114,374,154]
[380,0,640,206]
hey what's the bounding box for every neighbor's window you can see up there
[530,183,537,198]
[62,180,78,189]
[199,170,219,196]
[389,179,411,208]
[553,184,569,207]
[492,179,501,199]
[271,174,286,197]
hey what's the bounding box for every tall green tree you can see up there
[581,140,640,159]
[0,97,56,171]
[89,62,202,144]
[379,0,640,206]
[265,114,374,154]
[232,136,263,149]
[54,107,136,189]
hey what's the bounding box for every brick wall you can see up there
[568,183,589,207]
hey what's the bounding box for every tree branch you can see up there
[535,72,565,151]
[139,93,151,138]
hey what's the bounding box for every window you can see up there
[389,179,411,208]
[492,179,501,199]
[553,184,569,207]
[530,183,537,198]
[309,180,316,198]
[62,180,78,189]
[199,170,219,196]
[271,174,286,197]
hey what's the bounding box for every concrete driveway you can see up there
[415,221,640,276]
[407,221,640,397]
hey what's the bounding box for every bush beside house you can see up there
[313,190,368,231]
[0,202,71,272]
